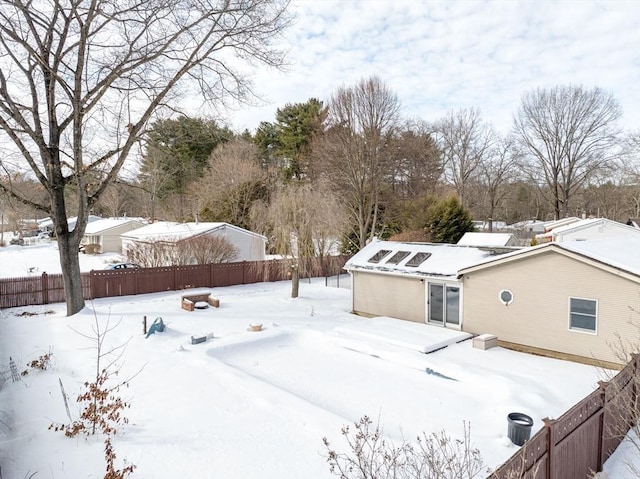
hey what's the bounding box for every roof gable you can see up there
[459,237,640,281]
[84,218,145,234]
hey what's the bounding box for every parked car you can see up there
[10,237,24,246]
[104,262,140,270]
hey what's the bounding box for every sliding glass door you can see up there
[428,283,460,328]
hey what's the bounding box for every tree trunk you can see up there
[291,264,299,298]
[57,232,85,315]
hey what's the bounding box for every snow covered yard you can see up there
[0,239,124,277]
[0,278,609,479]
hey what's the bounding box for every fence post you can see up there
[633,354,639,431]
[597,380,608,472]
[41,272,49,304]
[542,417,554,478]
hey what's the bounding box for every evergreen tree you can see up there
[141,116,232,198]
[427,195,475,244]
[274,98,327,180]
[253,98,327,180]
[140,116,233,220]
[254,121,281,170]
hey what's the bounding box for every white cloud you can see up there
[225,0,640,135]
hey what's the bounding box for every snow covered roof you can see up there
[457,232,518,247]
[555,237,640,276]
[344,240,507,279]
[460,236,640,279]
[84,218,145,234]
[552,218,636,235]
[39,215,102,230]
[121,221,266,243]
[535,218,640,241]
[543,217,581,232]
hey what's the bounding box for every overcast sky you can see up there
[220,0,640,135]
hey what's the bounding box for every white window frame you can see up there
[568,297,598,334]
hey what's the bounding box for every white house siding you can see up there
[83,221,145,253]
[461,250,639,365]
[220,226,266,261]
[352,271,425,323]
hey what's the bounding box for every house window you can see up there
[405,252,431,267]
[368,250,391,264]
[385,251,410,265]
[569,297,597,333]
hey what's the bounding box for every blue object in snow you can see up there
[146,317,165,338]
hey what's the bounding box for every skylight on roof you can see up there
[368,249,392,263]
[385,251,410,265]
[405,252,431,267]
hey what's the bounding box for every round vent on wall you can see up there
[499,289,514,306]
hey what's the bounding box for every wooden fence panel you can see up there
[602,356,638,460]
[211,262,246,287]
[551,409,602,479]
[0,276,44,307]
[0,273,91,307]
[175,264,210,290]
[490,428,549,479]
[90,269,140,298]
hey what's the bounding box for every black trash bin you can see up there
[507,412,533,446]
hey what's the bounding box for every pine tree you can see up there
[427,195,475,244]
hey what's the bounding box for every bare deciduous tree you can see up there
[0,0,291,315]
[251,180,347,297]
[513,85,622,220]
[314,76,401,250]
[125,234,238,267]
[477,135,520,231]
[176,235,239,265]
[189,139,267,229]
[433,108,493,211]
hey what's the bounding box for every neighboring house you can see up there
[507,219,547,234]
[534,218,640,244]
[457,232,519,247]
[121,221,267,262]
[81,218,146,253]
[458,237,640,367]
[471,220,508,231]
[343,240,509,329]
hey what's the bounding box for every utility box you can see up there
[473,334,497,350]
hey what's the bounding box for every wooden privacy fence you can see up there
[0,255,350,308]
[490,353,640,479]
